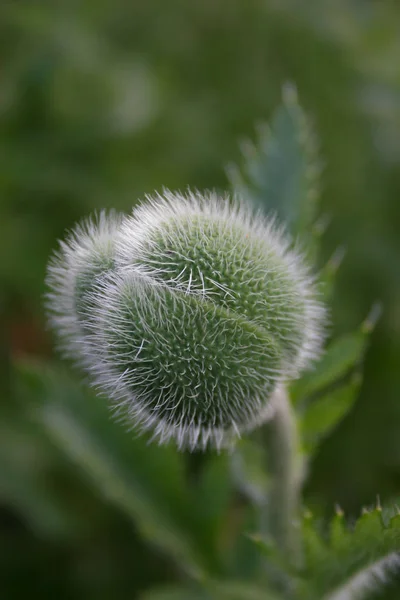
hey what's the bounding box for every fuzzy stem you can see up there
[261,386,302,565]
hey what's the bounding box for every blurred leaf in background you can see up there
[2,0,400,598]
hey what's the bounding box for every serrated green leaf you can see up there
[297,506,400,600]
[15,359,206,580]
[227,84,321,245]
[329,509,349,552]
[300,375,362,454]
[292,304,381,405]
[292,333,365,404]
[302,511,330,568]
[354,508,383,540]
[323,553,400,600]
[389,514,400,530]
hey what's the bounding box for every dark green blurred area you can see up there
[1,1,400,598]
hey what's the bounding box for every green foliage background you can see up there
[1,1,400,598]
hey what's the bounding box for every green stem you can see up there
[261,386,302,565]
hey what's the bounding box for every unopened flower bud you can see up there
[46,191,325,450]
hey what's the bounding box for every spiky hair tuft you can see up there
[45,210,125,366]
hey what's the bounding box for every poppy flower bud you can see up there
[46,191,325,450]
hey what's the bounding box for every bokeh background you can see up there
[1,1,400,598]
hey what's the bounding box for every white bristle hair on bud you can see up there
[45,210,125,366]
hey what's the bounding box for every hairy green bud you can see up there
[46,191,325,450]
[46,210,124,364]
[92,271,282,449]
